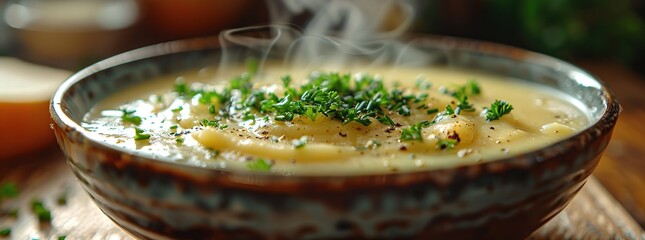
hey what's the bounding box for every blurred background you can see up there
[1,0,644,72]
[0,0,643,230]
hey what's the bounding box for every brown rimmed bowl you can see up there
[50,36,619,239]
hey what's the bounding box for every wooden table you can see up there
[0,61,643,239]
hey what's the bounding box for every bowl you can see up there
[50,36,619,239]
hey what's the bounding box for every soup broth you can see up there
[83,65,589,176]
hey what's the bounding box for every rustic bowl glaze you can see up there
[50,36,619,240]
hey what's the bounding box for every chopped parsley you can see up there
[121,109,142,125]
[133,127,151,140]
[0,182,18,200]
[58,236,67,240]
[437,138,458,150]
[246,159,272,171]
[31,199,51,222]
[56,189,68,206]
[171,106,183,112]
[400,121,431,142]
[200,119,220,128]
[450,80,480,114]
[426,108,439,115]
[484,100,514,121]
[173,72,432,127]
[0,228,10,236]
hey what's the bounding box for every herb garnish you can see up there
[56,191,68,206]
[0,228,10,236]
[400,121,431,142]
[450,80,480,114]
[31,199,51,222]
[0,182,18,200]
[171,106,183,113]
[121,109,142,125]
[133,127,151,140]
[484,100,514,121]
[246,158,272,171]
[437,138,458,150]
[174,72,431,127]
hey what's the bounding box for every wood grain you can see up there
[0,146,643,239]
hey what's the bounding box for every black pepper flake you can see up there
[448,131,461,143]
[261,131,269,135]
[399,146,408,151]
[395,123,403,127]
[339,132,347,137]
[490,127,495,130]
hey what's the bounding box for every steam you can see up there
[218,0,431,75]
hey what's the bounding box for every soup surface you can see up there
[83,65,589,175]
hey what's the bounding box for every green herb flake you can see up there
[58,236,67,240]
[0,228,10,236]
[121,109,142,125]
[31,199,52,222]
[199,119,220,128]
[174,78,191,96]
[292,136,308,149]
[281,75,292,87]
[56,191,68,206]
[246,158,272,171]
[0,182,18,199]
[134,128,151,140]
[169,125,178,130]
[208,104,216,114]
[400,121,431,142]
[437,138,458,150]
[377,115,395,126]
[484,100,514,121]
[171,106,183,113]
[426,108,439,115]
[464,80,481,96]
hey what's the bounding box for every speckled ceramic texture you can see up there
[50,36,619,240]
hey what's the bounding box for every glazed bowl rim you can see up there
[50,35,620,180]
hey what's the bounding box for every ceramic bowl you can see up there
[50,36,619,239]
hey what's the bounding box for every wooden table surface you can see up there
[0,60,643,239]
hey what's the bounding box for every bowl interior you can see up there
[51,36,616,174]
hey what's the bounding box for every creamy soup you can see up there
[83,65,589,175]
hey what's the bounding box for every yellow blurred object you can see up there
[0,57,71,160]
